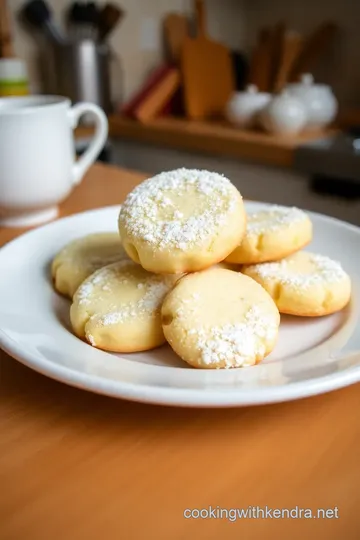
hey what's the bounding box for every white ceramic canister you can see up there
[285,73,338,130]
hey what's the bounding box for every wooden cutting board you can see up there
[247,27,273,92]
[181,0,234,120]
[273,31,303,92]
[289,22,338,81]
[269,21,286,91]
[163,13,189,64]
[0,0,14,58]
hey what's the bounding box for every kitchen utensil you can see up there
[247,27,273,92]
[0,95,108,227]
[0,58,29,96]
[286,73,338,130]
[269,21,286,91]
[21,0,67,45]
[0,0,14,57]
[67,2,80,38]
[67,2,86,40]
[86,2,100,26]
[67,1,100,41]
[50,39,112,118]
[230,50,249,91]
[289,22,338,82]
[98,3,124,41]
[273,31,303,92]
[163,12,189,64]
[181,0,234,120]
[134,68,180,123]
[226,84,271,128]
[261,91,307,135]
[83,1,100,40]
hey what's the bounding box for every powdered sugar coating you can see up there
[96,280,171,327]
[246,205,309,236]
[161,268,280,369]
[74,260,176,328]
[247,252,348,289]
[195,306,278,368]
[119,168,241,251]
[76,259,132,305]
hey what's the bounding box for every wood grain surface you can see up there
[108,115,337,168]
[1,163,360,540]
[181,0,234,120]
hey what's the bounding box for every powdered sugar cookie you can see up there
[119,168,246,274]
[52,232,128,298]
[243,251,351,316]
[161,268,280,369]
[225,205,312,265]
[70,260,179,352]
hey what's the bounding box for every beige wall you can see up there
[9,0,245,107]
[8,0,360,108]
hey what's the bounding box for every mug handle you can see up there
[67,103,109,185]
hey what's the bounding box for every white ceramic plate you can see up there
[0,203,360,408]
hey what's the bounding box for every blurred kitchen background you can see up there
[1,0,360,225]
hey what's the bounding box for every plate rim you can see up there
[1,325,360,407]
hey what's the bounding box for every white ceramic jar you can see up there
[226,85,271,128]
[261,91,307,136]
[285,73,338,130]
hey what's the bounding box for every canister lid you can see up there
[0,59,28,82]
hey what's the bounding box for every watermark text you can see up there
[184,506,339,522]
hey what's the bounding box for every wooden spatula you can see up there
[247,27,273,91]
[0,0,14,57]
[273,31,303,92]
[289,22,338,81]
[269,21,286,91]
[163,13,189,64]
[181,0,234,120]
[98,3,124,41]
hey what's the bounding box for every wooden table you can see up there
[1,163,360,540]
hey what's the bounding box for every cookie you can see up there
[52,232,128,298]
[70,260,180,352]
[161,268,280,369]
[225,205,312,265]
[242,251,351,316]
[119,168,246,274]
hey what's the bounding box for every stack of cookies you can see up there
[52,168,351,369]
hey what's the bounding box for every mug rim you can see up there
[0,95,71,114]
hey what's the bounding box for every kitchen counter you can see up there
[108,115,337,169]
[1,162,360,540]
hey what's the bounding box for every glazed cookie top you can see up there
[119,168,242,251]
[246,205,310,236]
[74,260,178,329]
[245,251,349,289]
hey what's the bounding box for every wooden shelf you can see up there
[108,115,338,168]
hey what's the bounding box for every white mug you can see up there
[0,95,108,227]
